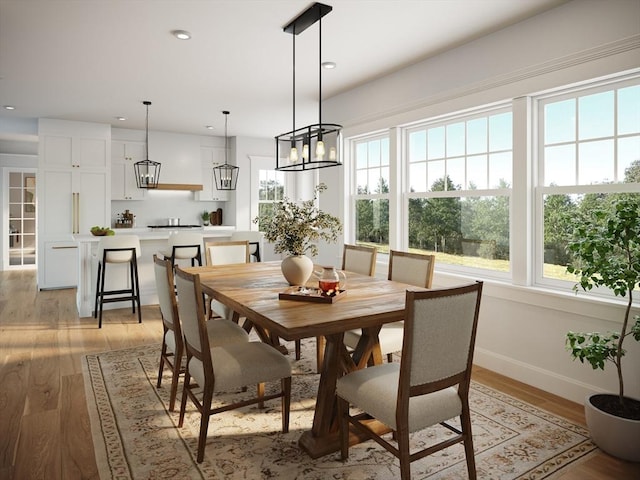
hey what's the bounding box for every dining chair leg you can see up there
[168,349,182,412]
[397,425,411,480]
[257,382,265,409]
[197,389,214,464]
[178,372,191,428]
[282,377,291,433]
[157,344,167,388]
[338,396,349,460]
[461,405,477,480]
[295,340,301,360]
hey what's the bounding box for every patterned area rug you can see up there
[82,340,596,479]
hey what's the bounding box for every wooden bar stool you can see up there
[93,235,141,328]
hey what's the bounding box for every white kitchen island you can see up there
[73,226,235,318]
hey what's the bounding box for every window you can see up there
[256,169,285,232]
[537,78,640,288]
[406,107,512,274]
[6,170,37,268]
[352,135,390,253]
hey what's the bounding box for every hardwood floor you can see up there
[1,269,638,479]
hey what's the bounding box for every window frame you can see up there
[533,75,640,294]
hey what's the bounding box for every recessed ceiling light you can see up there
[171,30,191,40]
[116,116,127,121]
[3,105,16,110]
[205,125,214,130]
[322,61,336,69]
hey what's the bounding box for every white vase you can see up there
[584,393,640,462]
[281,255,313,286]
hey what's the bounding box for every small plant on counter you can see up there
[201,210,211,225]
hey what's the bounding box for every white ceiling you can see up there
[0,0,568,140]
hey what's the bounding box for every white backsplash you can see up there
[112,191,227,227]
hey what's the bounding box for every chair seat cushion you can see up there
[336,363,462,432]
[343,321,405,356]
[188,342,291,392]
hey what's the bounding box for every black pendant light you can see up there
[275,2,341,171]
[213,110,239,190]
[134,100,161,189]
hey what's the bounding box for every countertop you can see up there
[73,225,236,242]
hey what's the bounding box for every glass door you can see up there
[8,171,37,268]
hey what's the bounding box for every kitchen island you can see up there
[73,226,236,318]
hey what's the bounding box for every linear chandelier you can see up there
[212,110,239,190]
[134,100,161,189]
[275,2,341,171]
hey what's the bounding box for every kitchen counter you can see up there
[73,226,236,317]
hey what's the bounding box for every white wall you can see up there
[323,0,640,404]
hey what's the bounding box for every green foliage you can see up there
[253,183,342,257]
[201,210,210,221]
[565,195,640,405]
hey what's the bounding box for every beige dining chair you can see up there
[230,230,264,262]
[153,255,249,411]
[307,244,378,371]
[337,282,483,480]
[343,250,435,362]
[203,240,250,319]
[175,267,292,463]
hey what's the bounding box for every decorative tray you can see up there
[278,286,346,303]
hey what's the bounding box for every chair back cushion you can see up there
[174,269,207,355]
[342,244,377,276]
[388,250,435,288]
[403,283,482,387]
[205,240,250,266]
[98,235,141,263]
[153,255,178,331]
[168,232,203,260]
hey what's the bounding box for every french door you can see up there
[4,168,37,269]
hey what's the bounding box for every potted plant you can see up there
[201,210,210,226]
[565,194,640,462]
[253,183,342,285]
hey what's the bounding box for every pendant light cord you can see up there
[292,31,296,138]
[318,15,322,129]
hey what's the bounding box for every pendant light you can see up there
[134,100,161,189]
[275,2,341,171]
[213,110,239,190]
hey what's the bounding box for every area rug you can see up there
[82,340,596,480]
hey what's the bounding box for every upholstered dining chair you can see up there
[343,249,435,363]
[337,282,483,480]
[307,244,378,371]
[230,230,264,262]
[153,255,249,411]
[174,266,292,463]
[159,231,203,268]
[203,240,250,319]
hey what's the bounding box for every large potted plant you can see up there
[254,183,342,285]
[565,194,640,462]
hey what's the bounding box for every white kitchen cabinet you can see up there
[197,146,230,201]
[111,141,146,200]
[42,240,78,288]
[42,134,108,169]
[38,119,110,289]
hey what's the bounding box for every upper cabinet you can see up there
[198,146,229,202]
[41,134,108,169]
[111,141,146,200]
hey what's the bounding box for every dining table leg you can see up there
[298,327,387,458]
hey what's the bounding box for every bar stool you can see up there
[94,235,141,328]
[159,232,203,268]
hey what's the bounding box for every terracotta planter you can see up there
[281,255,313,286]
[584,393,640,462]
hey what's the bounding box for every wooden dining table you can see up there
[182,261,424,458]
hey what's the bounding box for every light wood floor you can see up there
[1,269,638,479]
